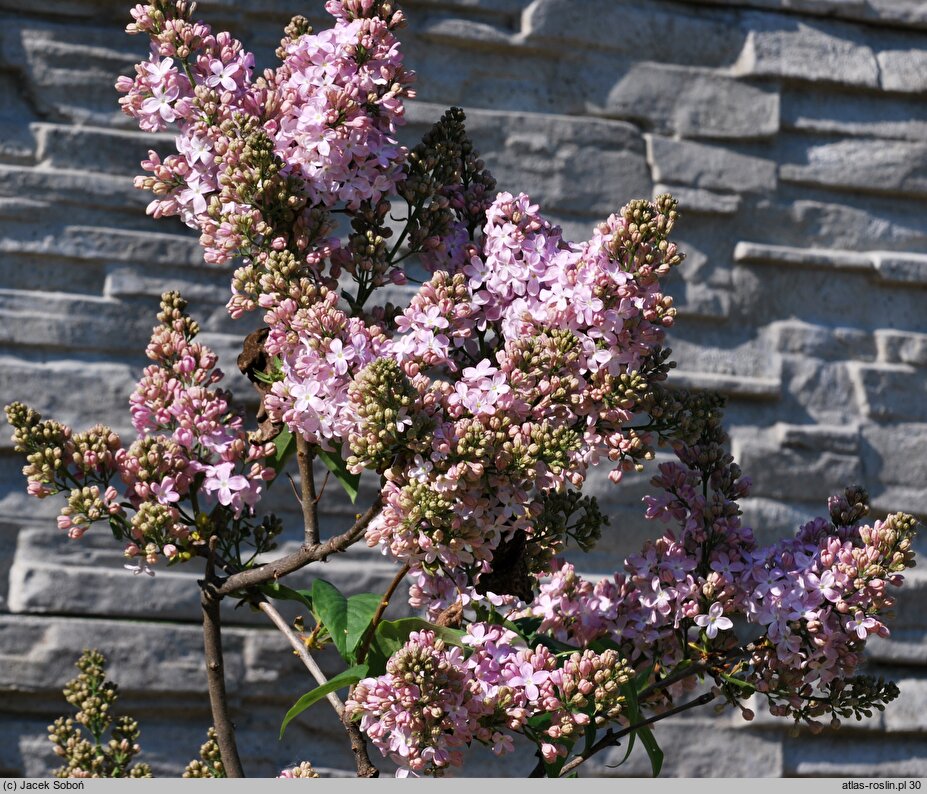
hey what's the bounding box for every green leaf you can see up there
[526,712,554,733]
[638,725,664,777]
[719,673,757,692]
[346,592,383,658]
[607,729,637,772]
[270,427,296,476]
[582,718,597,755]
[620,679,663,777]
[535,634,579,655]
[316,447,361,503]
[509,616,542,639]
[366,617,465,675]
[634,658,660,691]
[253,356,284,385]
[279,664,367,738]
[311,579,349,661]
[259,581,313,611]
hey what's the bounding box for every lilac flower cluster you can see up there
[521,412,915,722]
[6,293,276,571]
[345,625,633,776]
[263,290,390,448]
[6,0,916,778]
[117,0,412,309]
[357,194,682,615]
[113,0,685,614]
[348,401,916,775]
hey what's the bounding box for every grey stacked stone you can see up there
[0,0,925,777]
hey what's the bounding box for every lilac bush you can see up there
[5,0,918,778]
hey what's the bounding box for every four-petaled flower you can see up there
[694,602,734,640]
[202,462,249,506]
[505,662,549,702]
[846,611,879,640]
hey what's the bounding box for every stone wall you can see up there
[1,0,925,778]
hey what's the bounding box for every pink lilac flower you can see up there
[202,462,249,508]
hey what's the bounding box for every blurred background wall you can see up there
[0,0,925,777]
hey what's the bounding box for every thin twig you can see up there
[295,435,319,545]
[286,473,302,506]
[637,645,752,701]
[200,539,245,778]
[257,597,345,716]
[315,471,330,504]
[355,562,410,664]
[637,661,709,701]
[342,710,380,778]
[255,595,379,777]
[215,497,382,597]
[557,691,717,777]
[203,551,380,777]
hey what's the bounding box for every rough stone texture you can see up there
[0,0,925,780]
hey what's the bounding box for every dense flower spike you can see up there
[48,651,152,778]
[7,292,279,571]
[117,0,413,316]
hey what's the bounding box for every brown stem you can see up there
[200,542,245,778]
[342,710,380,778]
[557,691,717,778]
[637,661,709,701]
[215,497,382,597]
[627,644,753,707]
[295,436,319,545]
[355,562,410,664]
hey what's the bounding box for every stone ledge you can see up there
[767,320,876,361]
[675,0,927,31]
[734,242,927,288]
[0,224,200,267]
[647,136,777,194]
[732,18,880,89]
[785,733,927,777]
[876,330,927,367]
[418,15,518,50]
[7,529,410,623]
[521,0,744,67]
[779,138,927,199]
[32,122,174,177]
[588,61,779,140]
[670,369,781,400]
[847,362,923,422]
[0,164,145,211]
